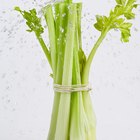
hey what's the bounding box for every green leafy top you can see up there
[15,6,51,67]
[14,7,44,36]
[94,0,138,42]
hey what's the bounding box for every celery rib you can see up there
[54,4,76,140]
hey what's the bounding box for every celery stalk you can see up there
[77,3,82,49]
[43,5,57,76]
[36,35,52,67]
[70,14,86,140]
[15,0,138,139]
[47,3,68,140]
[54,4,76,140]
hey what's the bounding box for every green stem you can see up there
[55,3,60,53]
[47,3,68,140]
[81,28,109,140]
[36,35,51,67]
[54,4,76,140]
[64,0,72,3]
[70,15,86,140]
[82,29,109,84]
[55,3,68,84]
[44,5,57,77]
[77,3,82,49]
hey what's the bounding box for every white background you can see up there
[0,0,140,140]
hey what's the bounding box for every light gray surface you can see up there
[0,0,140,140]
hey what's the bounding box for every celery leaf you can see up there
[14,7,44,36]
[94,0,138,42]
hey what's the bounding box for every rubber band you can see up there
[53,84,92,93]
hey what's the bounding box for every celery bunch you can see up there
[15,0,138,140]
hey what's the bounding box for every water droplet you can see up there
[106,38,109,41]
[62,13,66,17]
[60,27,64,33]
[7,99,11,103]
[68,22,73,28]
[1,96,5,100]
[134,27,138,32]
[6,86,10,90]
[1,73,6,79]
[14,71,18,74]
[109,33,112,37]
[111,83,115,87]
[12,108,16,112]
[68,5,71,10]
[87,26,90,30]
[44,24,47,28]
[9,47,13,50]
[47,82,49,86]
[90,18,94,21]
[114,28,119,31]
[19,19,24,24]
[2,11,6,14]
[90,36,93,40]
[83,36,86,39]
